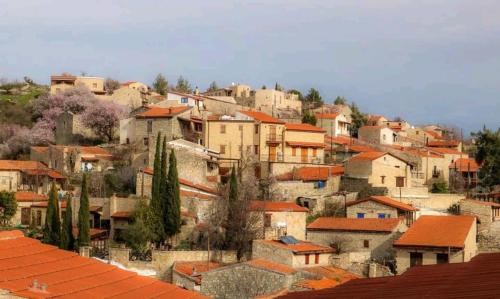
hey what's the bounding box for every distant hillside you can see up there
[0,82,48,127]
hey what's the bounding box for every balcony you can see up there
[266,133,282,144]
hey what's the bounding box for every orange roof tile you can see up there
[15,192,48,202]
[0,160,46,171]
[249,201,308,212]
[0,230,206,299]
[425,130,442,139]
[257,240,335,254]
[449,158,479,172]
[111,211,132,219]
[31,146,49,153]
[325,135,352,146]
[302,266,360,282]
[31,201,67,209]
[239,110,284,124]
[276,166,344,181]
[286,141,325,148]
[285,123,325,132]
[136,106,190,118]
[295,278,340,290]
[173,261,222,285]
[349,151,386,162]
[80,146,113,157]
[359,125,386,130]
[394,215,475,248]
[315,113,340,119]
[345,145,376,153]
[307,217,402,232]
[346,196,418,212]
[430,147,464,155]
[427,140,460,147]
[245,258,297,274]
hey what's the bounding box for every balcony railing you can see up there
[266,134,282,144]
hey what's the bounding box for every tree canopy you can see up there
[302,110,317,126]
[60,194,75,250]
[175,76,193,94]
[0,191,17,226]
[304,88,323,108]
[349,102,368,137]
[473,127,500,190]
[207,81,219,92]
[334,96,347,105]
[77,174,90,247]
[153,73,168,95]
[43,183,61,245]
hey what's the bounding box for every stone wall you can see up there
[346,200,398,219]
[460,200,493,233]
[252,240,293,266]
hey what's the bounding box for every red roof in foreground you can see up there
[135,106,190,118]
[239,110,284,124]
[0,230,206,299]
[449,158,479,172]
[249,201,308,212]
[14,191,48,202]
[346,196,418,212]
[0,160,46,171]
[394,215,475,249]
[307,217,402,233]
[285,123,326,133]
[256,240,335,254]
[276,166,344,181]
[278,253,500,299]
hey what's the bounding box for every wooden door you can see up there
[21,208,30,225]
[269,146,277,161]
[301,147,308,163]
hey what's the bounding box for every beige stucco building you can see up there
[358,126,396,145]
[316,113,351,137]
[394,215,477,274]
[249,201,308,240]
[50,73,105,95]
[346,195,418,225]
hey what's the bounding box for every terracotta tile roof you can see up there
[0,230,205,299]
[301,266,360,282]
[294,278,340,290]
[307,217,402,233]
[402,148,443,158]
[349,151,386,162]
[245,258,297,275]
[239,110,284,124]
[141,168,218,195]
[31,201,67,209]
[449,158,479,172]
[72,227,108,239]
[31,146,49,153]
[285,123,325,133]
[257,240,335,254]
[89,205,102,212]
[173,261,222,285]
[249,201,308,212]
[111,211,133,219]
[276,166,344,181]
[325,135,352,146]
[430,147,463,155]
[14,192,48,202]
[286,141,325,148]
[346,196,418,212]
[22,168,65,179]
[180,190,218,201]
[135,106,190,118]
[462,199,500,208]
[394,215,475,249]
[80,146,113,157]
[344,145,376,153]
[427,140,460,147]
[315,113,340,119]
[279,253,500,299]
[141,167,154,175]
[425,130,442,139]
[0,160,46,171]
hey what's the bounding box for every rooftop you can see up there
[462,199,500,208]
[276,166,344,181]
[135,106,190,118]
[249,201,308,212]
[173,261,222,285]
[349,151,386,162]
[449,158,479,172]
[245,258,297,275]
[307,217,402,233]
[238,110,284,124]
[427,140,461,147]
[0,230,205,299]
[0,160,47,171]
[256,240,335,254]
[14,191,48,202]
[346,196,418,212]
[315,113,339,119]
[429,147,464,155]
[285,123,326,133]
[394,215,475,249]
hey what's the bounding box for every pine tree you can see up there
[165,149,181,237]
[152,73,168,95]
[77,174,90,247]
[43,183,61,245]
[60,194,75,250]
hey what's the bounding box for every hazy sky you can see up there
[1,0,499,133]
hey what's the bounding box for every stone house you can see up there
[200,258,308,299]
[97,86,145,109]
[428,147,466,182]
[346,195,418,226]
[110,198,138,241]
[312,104,352,123]
[459,199,500,233]
[315,113,351,137]
[306,217,406,261]
[30,200,67,228]
[358,126,396,145]
[0,160,65,194]
[283,123,326,164]
[50,73,105,95]
[55,111,99,144]
[273,166,343,214]
[120,81,149,92]
[252,239,336,268]
[393,215,477,274]
[366,115,388,126]
[427,139,462,151]
[449,158,479,189]
[165,91,206,110]
[333,144,376,163]
[12,191,48,226]
[344,152,412,189]
[172,261,222,292]
[249,201,308,240]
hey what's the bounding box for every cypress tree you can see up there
[152,132,162,202]
[165,149,181,237]
[225,167,238,247]
[229,166,238,203]
[60,194,75,250]
[150,137,167,244]
[77,174,90,247]
[43,183,61,245]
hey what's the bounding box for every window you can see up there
[181,97,189,104]
[92,83,97,88]
[312,148,317,157]
[219,145,226,154]
[292,147,297,156]
[396,176,405,187]
[254,145,259,155]
[305,254,310,265]
[220,124,226,134]
[357,213,365,219]
[238,125,243,131]
[314,253,319,264]
[254,124,259,134]
[436,253,449,264]
[21,208,30,225]
[195,123,202,132]
[363,240,370,248]
[143,138,149,146]
[381,176,385,184]
[378,213,386,219]
[264,213,272,227]
[410,252,423,267]
[147,120,153,133]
